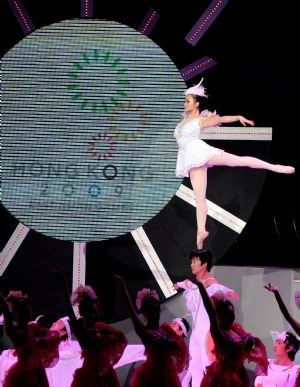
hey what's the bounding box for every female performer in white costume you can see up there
[174,80,295,248]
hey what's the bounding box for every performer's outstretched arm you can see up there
[191,279,224,345]
[114,274,147,342]
[202,115,254,128]
[265,283,300,336]
[52,270,84,344]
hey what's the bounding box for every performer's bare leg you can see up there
[190,167,209,249]
[208,151,295,173]
[189,152,294,249]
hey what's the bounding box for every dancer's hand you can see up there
[264,283,278,293]
[184,279,193,288]
[227,289,239,301]
[173,279,192,290]
[239,116,254,127]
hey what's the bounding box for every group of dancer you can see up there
[0,81,298,386]
[1,250,300,386]
[0,269,191,387]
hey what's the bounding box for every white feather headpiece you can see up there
[185,78,208,98]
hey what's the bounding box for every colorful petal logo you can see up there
[67,49,129,113]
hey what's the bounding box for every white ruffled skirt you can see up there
[176,138,222,178]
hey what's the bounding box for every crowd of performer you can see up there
[1,249,300,386]
[1,74,297,386]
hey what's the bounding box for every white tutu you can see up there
[174,115,222,178]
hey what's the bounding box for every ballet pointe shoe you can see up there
[196,230,209,249]
[273,165,295,174]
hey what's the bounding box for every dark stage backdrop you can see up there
[0,0,299,323]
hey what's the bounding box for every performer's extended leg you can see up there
[208,151,295,173]
[189,153,294,249]
[190,167,209,249]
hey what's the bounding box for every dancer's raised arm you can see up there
[265,283,300,336]
[114,274,147,342]
[0,292,13,335]
[191,279,224,345]
[52,269,86,346]
[52,270,77,326]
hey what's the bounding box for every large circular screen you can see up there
[1,19,186,241]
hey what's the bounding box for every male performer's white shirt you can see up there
[254,359,300,387]
[178,280,236,387]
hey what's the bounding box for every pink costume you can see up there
[129,323,189,387]
[0,343,147,387]
[1,323,59,387]
[0,341,82,387]
[178,280,237,387]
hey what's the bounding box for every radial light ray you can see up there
[185,0,228,46]
[180,56,217,81]
[72,242,86,290]
[7,0,35,34]
[176,185,246,234]
[138,8,160,36]
[81,0,93,18]
[0,223,30,275]
[131,227,177,298]
[72,242,86,317]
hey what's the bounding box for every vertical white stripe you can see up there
[0,223,30,275]
[72,242,86,317]
[131,227,177,298]
[72,242,86,289]
[175,184,246,233]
